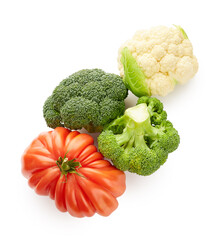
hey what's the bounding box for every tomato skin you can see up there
[21,127,126,217]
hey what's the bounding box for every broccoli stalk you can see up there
[98,96,180,176]
[115,104,159,149]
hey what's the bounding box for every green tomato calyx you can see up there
[56,152,85,181]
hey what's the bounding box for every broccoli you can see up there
[43,69,128,132]
[98,96,180,176]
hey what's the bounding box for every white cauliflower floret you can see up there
[147,73,175,96]
[174,56,199,84]
[151,45,166,61]
[118,25,198,96]
[133,30,150,41]
[137,54,159,78]
[160,54,179,73]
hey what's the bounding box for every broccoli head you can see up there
[98,96,180,176]
[43,69,128,132]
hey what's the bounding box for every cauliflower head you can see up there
[118,25,198,96]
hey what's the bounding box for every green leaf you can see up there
[121,47,150,97]
[173,25,188,39]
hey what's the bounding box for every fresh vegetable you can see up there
[43,69,128,133]
[98,96,180,176]
[21,127,126,217]
[118,25,198,97]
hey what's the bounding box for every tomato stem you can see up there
[56,152,85,181]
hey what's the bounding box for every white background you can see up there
[1,0,221,239]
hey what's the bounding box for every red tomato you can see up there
[21,127,126,217]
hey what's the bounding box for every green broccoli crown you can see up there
[43,69,128,132]
[98,96,180,176]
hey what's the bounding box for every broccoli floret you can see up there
[98,96,180,176]
[43,69,128,132]
[43,96,63,128]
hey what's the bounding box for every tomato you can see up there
[21,127,126,217]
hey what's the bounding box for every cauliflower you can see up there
[118,25,198,97]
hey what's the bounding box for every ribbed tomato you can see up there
[21,127,126,217]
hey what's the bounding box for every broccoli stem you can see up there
[115,127,133,146]
[84,123,103,133]
[125,135,135,151]
[115,103,162,150]
[134,134,147,149]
